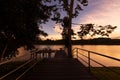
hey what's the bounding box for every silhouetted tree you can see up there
[51,0,88,57]
[0,0,88,59]
[0,0,55,60]
[77,24,117,39]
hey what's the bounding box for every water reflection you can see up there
[17,45,120,67]
[73,45,120,67]
[16,45,64,61]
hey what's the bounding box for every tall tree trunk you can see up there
[68,0,74,58]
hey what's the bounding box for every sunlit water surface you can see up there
[16,45,120,67]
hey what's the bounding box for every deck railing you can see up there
[0,48,55,80]
[0,57,38,80]
[72,48,120,80]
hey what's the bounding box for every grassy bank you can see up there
[91,67,120,80]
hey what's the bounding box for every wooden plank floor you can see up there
[20,50,98,80]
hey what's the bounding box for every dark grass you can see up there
[91,67,120,80]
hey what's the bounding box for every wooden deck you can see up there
[20,50,98,80]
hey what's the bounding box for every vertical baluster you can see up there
[77,48,78,59]
[88,51,91,73]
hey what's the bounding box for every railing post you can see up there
[77,48,78,59]
[88,51,91,73]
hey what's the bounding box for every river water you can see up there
[17,45,120,67]
[73,45,120,67]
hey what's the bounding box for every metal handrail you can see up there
[75,48,120,62]
[0,59,35,80]
[16,60,38,80]
[79,51,120,75]
[72,47,120,75]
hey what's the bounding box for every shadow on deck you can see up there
[20,50,98,80]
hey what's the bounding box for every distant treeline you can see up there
[35,38,120,45]
[72,38,120,45]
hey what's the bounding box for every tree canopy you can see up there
[77,24,117,39]
[0,0,56,59]
[0,0,116,59]
[0,0,88,59]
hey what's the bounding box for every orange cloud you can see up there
[45,34,62,40]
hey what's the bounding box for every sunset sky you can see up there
[41,0,120,40]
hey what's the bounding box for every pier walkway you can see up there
[1,48,120,80]
[19,49,98,80]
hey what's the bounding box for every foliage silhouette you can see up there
[0,0,56,59]
[0,0,88,59]
[52,0,88,48]
[77,24,117,39]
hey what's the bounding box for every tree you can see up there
[53,0,88,58]
[0,0,88,59]
[77,24,117,39]
[0,0,55,60]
